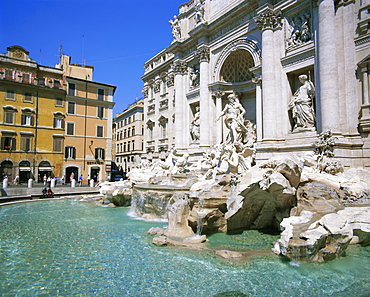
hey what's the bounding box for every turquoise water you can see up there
[0,200,369,297]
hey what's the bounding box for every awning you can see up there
[38,167,53,171]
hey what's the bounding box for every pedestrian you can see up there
[41,187,47,198]
[46,188,54,198]
[61,175,65,185]
[13,174,20,185]
[46,176,51,188]
[43,174,47,185]
[78,174,83,186]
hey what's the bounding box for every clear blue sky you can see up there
[0,0,184,115]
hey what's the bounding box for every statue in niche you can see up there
[169,15,181,42]
[189,67,200,87]
[288,74,316,131]
[194,0,205,25]
[190,105,200,142]
[287,14,312,48]
[217,93,248,144]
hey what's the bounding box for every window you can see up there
[132,126,135,136]
[54,117,64,129]
[1,136,16,150]
[67,102,75,114]
[124,142,126,152]
[97,106,104,118]
[66,123,75,135]
[132,140,135,151]
[24,92,32,102]
[98,88,104,101]
[124,129,126,138]
[23,73,30,84]
[148,126,153,140]
[5,90,15,100]
[120,143,122,153]
[220,49,254,83]
[4,109,15,124]
[55,97,63,106]
[68,83,76,96]
[97,125,103,137]
[127,128,130,138]
[117,144,120,153]
[127,141,130,151]
[159,117,168,139]
[21,136,31,151]
[162,80,167,94]
[65,146,76,159]
[54,80,61,89]
[5,69,13,80]
[38,78,45,86]
[53,137,63,152]
[95,148,105,160]
[21,114,34,126]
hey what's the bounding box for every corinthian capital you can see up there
[173,60,188,75]
[254,8,282,31]
[212,91,225,99]
[335,0,355,8]
[196,46,210,62]
[142,85,149,98]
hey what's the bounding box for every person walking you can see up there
[78,174,83,186]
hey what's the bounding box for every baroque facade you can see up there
[113,99,145,174]
[142,0,370,168]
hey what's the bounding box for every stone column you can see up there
[252,77,263,141]
[173,60,188,148]
[197,45,211,148]
[317,0,340,133]
[212,91,225,144]
[341,0,358,135]
[255,8,282,140]
[167,70,175,148]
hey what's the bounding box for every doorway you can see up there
[90,168,100,182]
[66,166,78,183]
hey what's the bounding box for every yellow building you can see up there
[0,46,66,183]
[113,99,144,175]
[57,55,116,183]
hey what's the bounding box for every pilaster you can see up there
[316,0,340,133]
[197,45,211,148]
[255,8,282,140]
[173,60,188,148]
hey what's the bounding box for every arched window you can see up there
[19,160,30,167]
[220,49,254,82]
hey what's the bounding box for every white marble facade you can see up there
[142,0,370,168]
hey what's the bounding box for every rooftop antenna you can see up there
[59,40,64,61]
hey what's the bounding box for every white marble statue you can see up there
[171,152,190,174]
[217,93,248,144]
[194,0,205,25]
[190,106,200,142]
[189,67,199,87]
[169,15,181,41]
[288,74,316,131]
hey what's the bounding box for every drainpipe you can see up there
[33,90,39,181]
